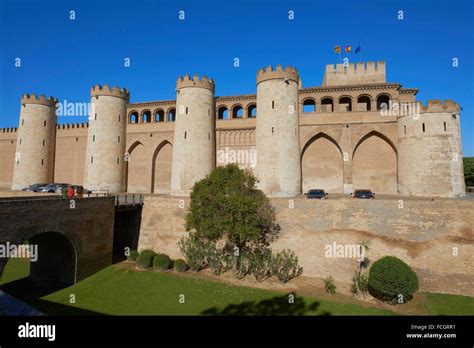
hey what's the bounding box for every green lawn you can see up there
[2,259,474,315]
[33,265,395,315]
[425,292,474,315]
[0,257,30,285]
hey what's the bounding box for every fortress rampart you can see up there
[0,62,465,197]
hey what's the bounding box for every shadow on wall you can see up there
[201,294,328,316]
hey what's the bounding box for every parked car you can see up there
[352,189,375,199]
[305,189,328,199]
[37,183,69,194]
[22,183,48,192]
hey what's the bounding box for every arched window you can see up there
[377,94,391,111]
[154,109,165,122]
[232,105,244,118]
[357,95,371,111]
[303,99,316,113]
[217,106,228,120]
[320,97,334,113]
[129,111,139,124]
[339,96,352,112]
[142,110,151,123]
[248,104,257,118]
[168,108,176,122]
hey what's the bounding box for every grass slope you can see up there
[0,258,30,285]
[37,265,394,316]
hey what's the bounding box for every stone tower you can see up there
[170,75,215,196]
[11,94,58,190]
[255,65,301,197]
[84,85,129,194]
[398,100,465,197]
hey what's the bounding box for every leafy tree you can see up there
[185,164,278,269]
[464,157,474,187]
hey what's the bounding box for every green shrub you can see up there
[174,259,188,272]
[127,250,139,262]
[153,254,171,271]
[351,272,369,295]
[368,256,419,303]
[250,249,273,282]
[206,246,228,276]
[136,250,157,269]
[178,233,209,271]
[271,249,303,284]
[324,276,337,294]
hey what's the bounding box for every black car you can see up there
[305,189,328,199]
[352,189,375,199]
[22,183,48,192]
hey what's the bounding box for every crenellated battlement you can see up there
[1,127,18,133]
[420,99,460,114]
[56,122,89,130]
[176,75,215,92]
[322,61,386,87]
[21,94,57,107]
[256,64,299,84]
[90,84,130,101]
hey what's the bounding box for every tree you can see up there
[464,157,474,187]
[185,164,278,267]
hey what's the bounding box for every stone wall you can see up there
[138,195,474,296]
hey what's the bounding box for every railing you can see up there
[115,194,144,207]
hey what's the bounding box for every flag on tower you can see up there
[345,45,352,53]
[334,45,341,54]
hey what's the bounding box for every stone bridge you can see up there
[0,196,117,285]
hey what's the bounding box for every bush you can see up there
[153,254,171,271]
[324,276,337,294]
[136,250,157,269]
[368,256,419,303]
[127,250,139,262]
[174,259,188,272]
[271,249,303,284]
[178,233,208,271]
[351,272,369,295]
[250,249,273,282]
[206,246,228,276]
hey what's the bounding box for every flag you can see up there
[355,45,361,54]
[334,45,341,54]
[345,45,352,53]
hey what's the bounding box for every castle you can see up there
[0,61,466,197]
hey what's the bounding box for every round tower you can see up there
[170,75,215,196]
[398,99,465,197]
[11,94,58,190]
[84,84,129,194]
[255,65,301,197]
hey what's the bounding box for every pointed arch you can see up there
[352,130,397,193]
[151,140,173,193]
[125,140,146,193]
[301,132,344,193]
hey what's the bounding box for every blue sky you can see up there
[0,0,473,155]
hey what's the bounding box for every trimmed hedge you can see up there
[127,250,139,262]
[174,259,188,272]
[368,256,419,303]
[136,250,157,269]
[153,254,171,271]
